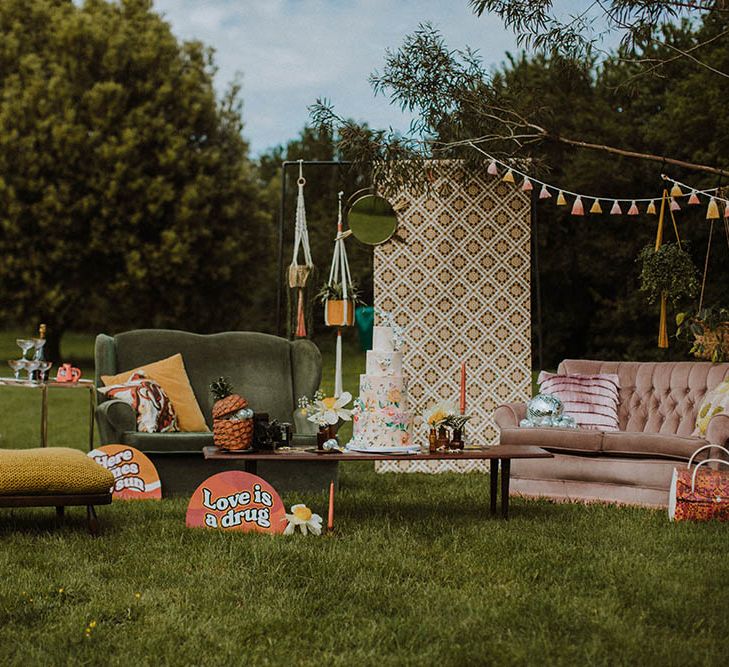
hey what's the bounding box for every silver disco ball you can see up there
[526,393,564,426]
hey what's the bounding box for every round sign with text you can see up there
[88,445,162,500]
[186,471,287,534]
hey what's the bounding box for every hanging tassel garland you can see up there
[628,201,639,216]
[610,200,622,215]
[658,293,669,349]
[707,198,720,220]
[487,161,498,176]
[295,290,307,338]
[724,201,729,219]
[556,191,567,206]
[589,199,602,214]
[647,200,657,215]
[539,184,551,199]
[502,169,515,184]
[670,197,681,212]
[670,183,683,198]
[521,177,533,191]
[571,196,585,216]
[688,191,700,205]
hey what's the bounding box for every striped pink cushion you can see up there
[538,371,620,431]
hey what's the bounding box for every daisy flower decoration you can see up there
[306,391,353,426]
[423,401,457,429]
[284,504,323,536]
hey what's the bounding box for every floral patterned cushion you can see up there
[695,380,729,436]
[98,371,179,433]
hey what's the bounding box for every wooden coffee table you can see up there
[203,444,552,519]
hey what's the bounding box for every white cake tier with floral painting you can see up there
[348,324,415,451]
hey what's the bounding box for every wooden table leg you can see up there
[88,387,96,451]
[55,506,65,522]
[40,384,49,447]
[501,459,511,520]
[87,505,99,537]
[490,458,499,515]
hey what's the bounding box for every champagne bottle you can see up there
[34,323,47,382]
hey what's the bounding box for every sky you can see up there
[153,0,525,156]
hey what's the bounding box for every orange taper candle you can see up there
[460,361,466,414]
[328,480,335,532]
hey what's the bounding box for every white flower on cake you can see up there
[284,504,323,536]
[306,391,353,426]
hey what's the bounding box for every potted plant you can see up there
[676,306,729,362]
[637,242,699,346]
[316,281,364,327]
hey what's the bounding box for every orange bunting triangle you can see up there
[628,201,639,216]
[539,184,551,199]
[589,199,602,214]
[647,200,657,215]
[556,191,567,206]
[571,196,584,216]
[502,169,515,184]
[670,183,683,198]
[610,200,622,215]
[688,191,700,205]
[707,198,720,220]
[521,177,533,191]
[487,161,498,176]
[670,197,681,212]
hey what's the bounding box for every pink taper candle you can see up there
[460,361,466,414]
[328,480,335,532]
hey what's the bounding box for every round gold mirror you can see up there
[347,193,398,245]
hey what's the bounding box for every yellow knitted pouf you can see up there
[0,447,113,496]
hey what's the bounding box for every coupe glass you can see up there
[16,339,34,359]
[37,360,52,383]
[31,338,46,356]
[25,359,40,383]
[7,359,26,380]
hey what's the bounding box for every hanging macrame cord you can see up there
[288,160,314,338]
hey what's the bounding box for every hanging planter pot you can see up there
[325,298,355,327]
[677,308,729,362]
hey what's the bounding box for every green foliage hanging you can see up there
[637,243,699,308]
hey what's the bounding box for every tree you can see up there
[0,0,272,358]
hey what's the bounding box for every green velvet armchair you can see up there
[94,329,330,495]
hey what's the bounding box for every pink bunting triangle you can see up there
[725,201,729,219]
[487,160,498,176]
[521,177,533,191]
[670,197,681,212]
[571,196,585,216]
[628,201,639,216]
[539,184,551,199]
[688,191,700,205]
[610,200,622,215]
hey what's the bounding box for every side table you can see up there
[0,377,96,449]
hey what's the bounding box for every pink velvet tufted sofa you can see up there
[495,360,729,507]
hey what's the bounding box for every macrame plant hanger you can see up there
[655,188,683,348]
[326,191,354,397]
[288,160,314,338]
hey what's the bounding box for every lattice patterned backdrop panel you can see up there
[375,161,531,473]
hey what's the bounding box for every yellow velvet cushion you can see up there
[101,353,208,432]
[0,448,114,496]
[696,380,729,436]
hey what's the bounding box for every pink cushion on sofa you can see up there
[538,371,620,431]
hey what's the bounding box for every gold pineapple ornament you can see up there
[210,377,254,450]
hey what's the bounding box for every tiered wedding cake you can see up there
[348,325,414,450]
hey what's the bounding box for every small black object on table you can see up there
[203,444,552,519]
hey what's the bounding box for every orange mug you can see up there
[56,363,82,383]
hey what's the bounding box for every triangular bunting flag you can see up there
[539,184,551,199]
[670,197,681,212]
[502,169,515,184]
[707,198,720,220]
[521,177,533,191]
[556,191,567,206]
[589,199,602,214]
[725,201,729,219]
[688,191,700,205]
[647,200,657,215]
[670,183,683,198]
[487,161,498,176]
[628,201,639,216]
[571,196,585,216]
[610,200,622,215]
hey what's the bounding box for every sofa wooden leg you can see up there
[490,459,499,515]
[87,505,99,536]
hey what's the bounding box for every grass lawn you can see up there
[1,331,728,665]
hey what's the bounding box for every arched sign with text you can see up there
[186,471,287,534]
[88,445,162,500]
